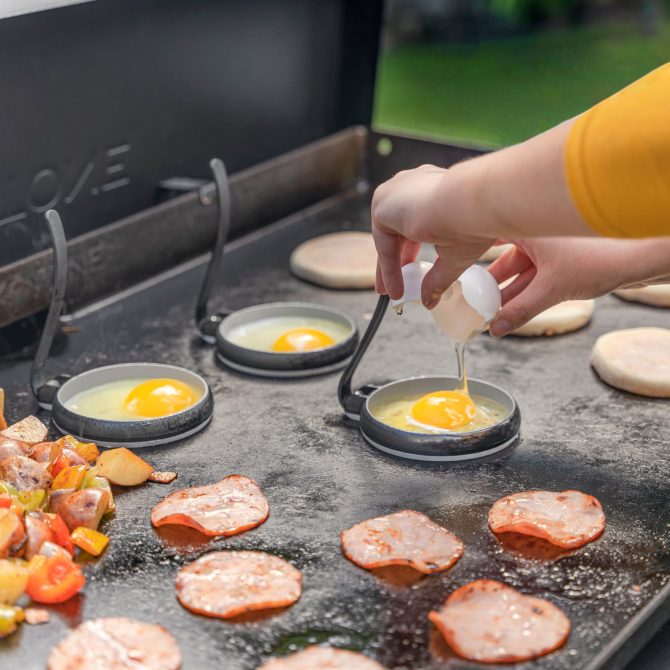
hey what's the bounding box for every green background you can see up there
[374,21,670,147]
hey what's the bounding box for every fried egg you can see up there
[65,378,201,421]
[373,391,507,434]
[271,328,335,352]
[227,316,350,353]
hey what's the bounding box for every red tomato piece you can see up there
[50,454,71,479]
[26,554,85,604]
[45,514,75,557]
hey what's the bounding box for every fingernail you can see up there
[489,320,510,338]
[424,297,438,310]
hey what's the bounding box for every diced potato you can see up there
[51,465,88,491]
[55,436,99,463]
[0,559,29,604]
[0,510,25,558]
[23,607,49,625]
[71,527,109,556]
[1,416,47,446]
[148,471,177,484]
[95,448,153,486]
[87,476,115,514]
[0,604,23,637]
[38,541,71,560]
[49,488,110,531]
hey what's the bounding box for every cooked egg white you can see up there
[226,316,351,353]
[65,378,201,421]
[372,392,508,434]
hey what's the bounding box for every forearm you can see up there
[435,120,592,240]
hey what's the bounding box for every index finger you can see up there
[372,225,405,299]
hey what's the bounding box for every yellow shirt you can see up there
[565,64,670,237]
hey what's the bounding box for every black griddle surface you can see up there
[1,192,669,669]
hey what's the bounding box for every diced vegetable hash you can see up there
[0,409,155,637]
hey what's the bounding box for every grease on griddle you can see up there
[272,630,372,657]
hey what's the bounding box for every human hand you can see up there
[371,121,593,310]
[371,164,495,308]
[487,237,670,337]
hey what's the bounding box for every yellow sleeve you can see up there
[565,64,670,238]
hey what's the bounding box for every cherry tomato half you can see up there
[26,554,85,604]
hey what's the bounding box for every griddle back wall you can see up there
[0,0,382,266]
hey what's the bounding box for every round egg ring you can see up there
[31,210,214,448]
[50,363,214,448]
[195,158,359,379]
[357,376,520,462]
[338,295,521,462]
[215,302,359,378]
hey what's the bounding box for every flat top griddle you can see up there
[1,190,669,670]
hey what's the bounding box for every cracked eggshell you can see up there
[390,261,433,307]
[458,265,501,323]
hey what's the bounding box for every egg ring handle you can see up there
[30,209,72,409]
[195,157,233,344]
[337,294,389,420]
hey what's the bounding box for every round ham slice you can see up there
[429,580,570,663]
[151,475,269,537]
[257,646,385,669]
[47,617,182,670]
[341,510,463,574]
[488,490,605,549]
[176,550,302,619]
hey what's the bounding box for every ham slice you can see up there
[341,510,463,574]
[176,550,301,619]
[429,580,570,663]
[47,617,182,670]
[489,490,605,549]
[258,646,385,669]
[151,475,268,537]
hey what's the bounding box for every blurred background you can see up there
[374,0,669,147]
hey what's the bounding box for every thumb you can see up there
[421,255,470,309]
[421,244,487,309]
[489,276,558,337]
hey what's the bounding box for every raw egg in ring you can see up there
[410,390,477,430]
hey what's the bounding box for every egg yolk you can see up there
[410,390,477,430]
[124,378,198,418]
[271,328,335,352]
